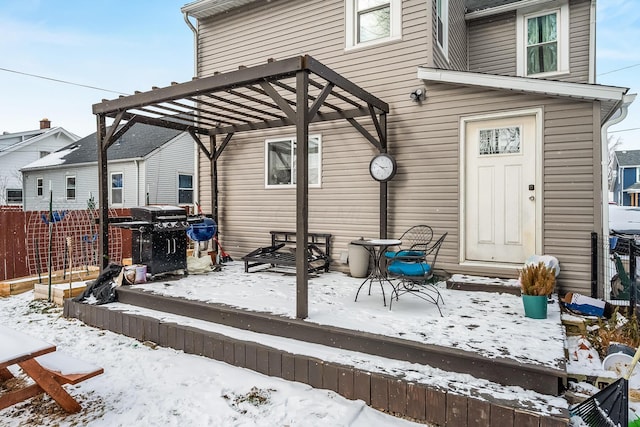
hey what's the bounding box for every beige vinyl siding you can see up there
[566,0,591,83]
[431,0,467,70]
[195,0,600,295]
[468,0,591,83]
[197,0,431,264]
[467,12,517,75]
[410,81,599,294]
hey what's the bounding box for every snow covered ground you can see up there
[0,260,627,426]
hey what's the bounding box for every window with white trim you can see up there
[6,189,22,204]
[36,177,43,197]
[265,135,321,188]
[178,174,193,204]
[110,173,123,205]
[436,0,448,55]
[345,0,402,49]
[516,2,569,77]
[66,176,76,201]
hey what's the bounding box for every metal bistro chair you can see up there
[384,225,434,260]
[386,232,448,316]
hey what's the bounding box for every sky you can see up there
[0,0,638,147]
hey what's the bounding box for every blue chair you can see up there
[386,232,447,315]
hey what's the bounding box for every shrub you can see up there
[519,262,556,296]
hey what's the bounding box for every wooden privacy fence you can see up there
[0,209,132,282]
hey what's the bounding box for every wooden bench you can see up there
[0,351,103,413]
[243,231,331,274]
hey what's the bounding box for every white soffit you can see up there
[181,0,260,19]
[417,67,628,102]
[465,0,556,20]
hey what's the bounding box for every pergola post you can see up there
[295,69,310,319]
[379,113,388,239]
[96,114,109,269]
[210,135,218,223]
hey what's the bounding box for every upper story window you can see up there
[66,176,76,201]
[517,2,569,77]
[39,151,50,158]
[436,0,448,56]
[36,177,43,197]
[345,0,402,49]
[111,172,123,205]
[265,135,321,188]
[178,174,193,204]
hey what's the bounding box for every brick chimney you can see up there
[40,118,51,129]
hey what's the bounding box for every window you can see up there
[178,174,193,204]
[111,173,123,205]
[39,151,50,158]
[36,178,43,197]
[6,189,22,204]
[345,0,402,49]
[265,135,321,188]
[479,127,521,155]
[517,2,568,77]
[66,176,76,200]
[436,0,448,55]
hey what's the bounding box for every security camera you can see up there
[410,88,425,102]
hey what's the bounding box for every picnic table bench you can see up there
[243,230,331,274]
[0,326,103,413]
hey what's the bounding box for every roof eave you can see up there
[465,0,556,20]
[181,0,261,19]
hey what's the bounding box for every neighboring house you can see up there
[612,150,640,206]
[91,0,632,297]
[0,119,79,206]
[21,123,195,211]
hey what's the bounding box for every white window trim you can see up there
[110,172,123,206]
[65,175,76,201]
[265,135,322,189]
[36,177,44,197]
[177,172,194,205]
[516,1,569,78]
[436,0,449,58]
[345,0,402,50]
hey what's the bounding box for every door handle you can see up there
[529,196,535,201]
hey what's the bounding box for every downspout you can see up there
[588,0,596,83]
[183,11,200,214]
[134,159,139,206]
[602,94,636,239]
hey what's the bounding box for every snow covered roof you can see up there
[21,123,185,171]
[0,127,80,157]
[181,0,261,19]
[615,150,640,167]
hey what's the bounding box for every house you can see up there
[21,123,195,211]
[611,150,640,206]
[91,0,633,300]
[0,119,79,207]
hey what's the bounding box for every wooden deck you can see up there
[64,286,569,426]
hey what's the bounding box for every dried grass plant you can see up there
[587,308,640,358]
[519,262,556,296]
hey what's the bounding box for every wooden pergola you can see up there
[92,55,389,319]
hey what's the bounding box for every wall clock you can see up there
[369,153,397,182]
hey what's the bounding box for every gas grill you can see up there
[115,206,197,276]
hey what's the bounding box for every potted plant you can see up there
[520,261,556,319]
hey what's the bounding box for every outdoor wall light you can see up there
[410,88,426,102]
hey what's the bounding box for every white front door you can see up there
[465,114,537,264]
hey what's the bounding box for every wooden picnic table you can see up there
[0,325,103,413]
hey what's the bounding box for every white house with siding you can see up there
[0,119,79,206]
[21,123,194,211]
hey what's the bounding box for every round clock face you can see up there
[369,153,397,182]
